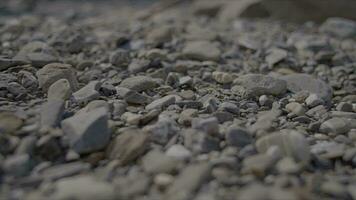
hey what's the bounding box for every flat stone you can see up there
[73,81,101,104]
[0,57,29,71]
[47,79,72,101]
[36,63,78,92]
[178,109,198,126]
[320,118,351,135]
[234,74,287,97]
[145,95,176,110]
[40,99,65,129]
[242,154,274,176]
[106,129,150,165]
[61,107,110,154]
[182,40,221,61]
[256,130,310,164]
[120,76,157,92]
[281,74,333,103]
[336,102,353,112]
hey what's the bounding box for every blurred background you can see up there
[1,0,356,23]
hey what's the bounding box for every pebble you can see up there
[166,144,192,161]
[120,76,158,92]
[3,154,32,177]
[110,49,130,68]
[61,107,110,154]
[165,162,211,200]
[36,63,79,92]
[320,118,350,134]
[142,150,178,174]
[72,81,101,104]
[47,79,72,101]
[285,102,306,116]
[146,95,176,110]
[212,71,234,84]
[40,100,65,129]
[233,74,287,97]
[14,41,58,67]
[30,175,116,200]
[0,112,23,134]
[305,93,324,107]
[116,87,152,105]
[225,126,252,148]
[144,117,179,145]
[281,74,333,103]
[182,40,221,61]
[192,117,219,136]
[256,130,310,164]
[106,129,150,165]
[336,102,353,112]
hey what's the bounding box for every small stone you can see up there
[106,129,150,165]
[120,76,158,92]
[320,118,350,135]
[3,154,32,177]
[281,74,333,103]
[165,162,211,200]
[259,95,273,107]
[40,99,65,129]
[219,102,239,114]
[256,130,310,164]
[242,154,274,176]
[61,107,110,154]
[0,112,23,134]
[42,175,116,200]
[154,174,174,189]
[0,57,28,71]
[73,81,101,104]
[178,109,198,126]
[212,71,234,84]
[265,48,287,67]
[182,40,221,61]
[146,95,176,110]
[225,126,252,148]
[142,150,178,174]
[146,25,173,44]
[36,63,78,92]
[336,102,353,112]
[144,117,179,145]
[121,112,142,125]
[276,157,300,174]
[183,129,220,154]
[305,93,324,107]
[285,102,306,116]
[234,74,287,97]
[166,144,192,161]
[47,79,72,101]
[179,76,193,87]
[320,17,356,38]
[192,117,219,136]
[14,41,58,67]
[116,87,152,105]
[128,59,150,73]
[110,49,130,68]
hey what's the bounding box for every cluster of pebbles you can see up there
[1,0,356,199]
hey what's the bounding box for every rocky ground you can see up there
[1,0,356,199]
